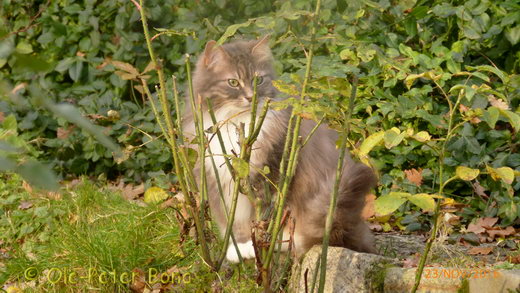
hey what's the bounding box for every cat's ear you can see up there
[203,40,228,68]
[251,35,272,62]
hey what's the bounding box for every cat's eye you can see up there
[228,79,240,87]
[253,76,264,86]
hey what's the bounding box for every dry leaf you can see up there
[46,191,61,200]
[22,181,33,193]
[488,95,510,110]
[368,223,382,232]
[470,117,481,124]
[160,197,177,209]
[122,183,145,200]
[443,213,460,226]
[480,217,499,229]
[130,268,146,292]
[0,112,4,123]
[459,104,470,113]
[403,253,420,268]
[96,57,112,70]
[362,194,376,219]
[18,201,33,210]
[404,168,423,186]
[472,181,487,198]
[86,113,106,120]
[468,246,494,255]
[57,125,75,139]
[486,226,516,239]
[11,82,27,95]
[509,255,520,264]
[467,217,498,234]
[108,182,145,200]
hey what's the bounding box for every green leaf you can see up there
[232,157,249,179]
[12,53,52,73]
[217,20,254,44]
[498,109,520,132]
[0,156,16,171]
[374,192,409,215]
[384,128,405,148]
[463,24,481,39]
[16,160,59,191]
[15,41,33,54]
[2,114,17,131]
[69,60,83,82]
[456,166,480,181]
[339,49,356,61]
[432,3,455,18]
[29,85,121,155]
[408,193,435,212]
[55,57,75,72]
[357,49,376,62]
[482,107,499,128]
[0,141,20,153]
[404,18,418,37]
[505,26,520,45]
[466,65,508,83]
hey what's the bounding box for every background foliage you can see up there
[1,0,519,243]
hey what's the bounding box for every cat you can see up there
[182,36,377,263]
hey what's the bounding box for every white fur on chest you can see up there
[203,104,271,204]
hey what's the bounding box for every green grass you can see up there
[1,174,195,292]
[0,174,262,292]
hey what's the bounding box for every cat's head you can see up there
[192,36,277,110]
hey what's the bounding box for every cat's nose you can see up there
[244,88,254,101]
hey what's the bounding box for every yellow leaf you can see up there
[456,166,480,181]
[144,187,169,204]
[382,222,393,232]
[408,193,435,212]
[272,80,299,96]
[6,287,23,293]
[358,131,385,158]
[442,197,456,205]
[405,73,426,89]
[412,131,431,142]
[487,166,515,184]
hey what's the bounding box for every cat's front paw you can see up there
[226,240,256,263]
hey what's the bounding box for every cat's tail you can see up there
[329,158,378,253]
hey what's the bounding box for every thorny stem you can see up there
[262,0,322,287]
[184,55,214,268]
[215,77,269,270]
[412,81,464,292]
[206,144,245,266]
[317,76,358,293]
[138,0,213,269]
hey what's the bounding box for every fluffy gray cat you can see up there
[182,37,376,262]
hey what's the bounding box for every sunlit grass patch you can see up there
[2,175,195,292]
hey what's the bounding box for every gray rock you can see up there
[289,235,520,293]
[289,245,397,293]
